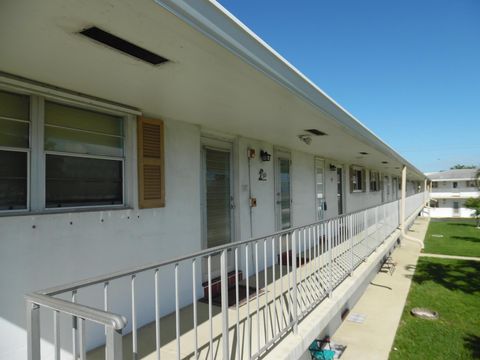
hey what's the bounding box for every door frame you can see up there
[200,137,236,251]
[336,165,345,215]
[314,157,326,220]
[274,149,292,230]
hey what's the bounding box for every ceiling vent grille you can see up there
[79,27,169,65]
[305,129,327,136]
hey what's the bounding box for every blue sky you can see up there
[218,0,480,172]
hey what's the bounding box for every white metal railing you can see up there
[26,193,426,360]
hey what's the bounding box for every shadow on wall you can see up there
[409,260,480,295]
[463,334,480,359]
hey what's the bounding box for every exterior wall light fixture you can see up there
[260,150,271,161]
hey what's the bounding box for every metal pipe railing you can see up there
[26,193,426,360]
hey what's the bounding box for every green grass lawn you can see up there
[423,219,480,257]
[390,258,480,360]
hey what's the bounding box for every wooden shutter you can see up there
[138,117,165,208]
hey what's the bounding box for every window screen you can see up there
[44,102,124,208]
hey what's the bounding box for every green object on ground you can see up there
[390,258,480,360]
[309,340,336,360]
[424,219,480,257]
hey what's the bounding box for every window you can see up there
[432,182,438,188]
[453,181,458,189]
[369,170,380,192]
[0,86,140,213]
[0,90,30,210]
[44,102,124,208]
[350,166,365,192]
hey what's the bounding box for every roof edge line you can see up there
[153,0,425,178]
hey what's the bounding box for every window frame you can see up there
[369,170,380,192]
[0,89,32,213]
[0,82,137,215]
[350,165,366,192]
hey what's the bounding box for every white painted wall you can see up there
[0,119,202,359]
[0,120,424,359]
[430,198,475,218]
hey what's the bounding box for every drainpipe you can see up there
[400,165,424,248]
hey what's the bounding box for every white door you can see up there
[202,142,235,279]
[275,152,292,230]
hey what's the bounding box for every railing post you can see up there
[363,210,368,259]
[220,249,230,358]
[106,327,123,360]
[291,229,298,333]
[328,221,333,297]
[349,215,353,275]
[26,301,40,360]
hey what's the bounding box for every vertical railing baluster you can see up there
[291,229,298,333]
[279,234,284,331]
[131,274,137,360]
[220,249,229,360]
[106,327,123,360]
[26,301,40,360]
[175,263,180,360]
[328,221,333,297]
[208,256,214,360]
[78,318,86,360]
[235,247,240,360]
[53,310,60,360]
[286,232,291,324]
[192,260,198,360]
[263,238,269,344]
[104,281,109,359]
[155,269,161,360]
[271,237,277,338]
[245,244,251,359]
[364,210,368,257]
[72,290,78,360]
[350,215,354,274]
[255,241,260,353]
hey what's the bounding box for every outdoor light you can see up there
[329,164,337,171]
[260,150,271,161]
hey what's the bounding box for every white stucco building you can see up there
[0,1,428,359]
[426,168,479,218]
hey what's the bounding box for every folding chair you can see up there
[308,337,335,360]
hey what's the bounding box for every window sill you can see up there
[0,205,133,218]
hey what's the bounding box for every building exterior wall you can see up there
[429,178,479,218]
[0,119,204,359]
[0,111,424,358]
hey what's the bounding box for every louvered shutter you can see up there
[138,117,165,208]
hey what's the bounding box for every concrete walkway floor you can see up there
[419,253,480,262]
[331,216,430,360]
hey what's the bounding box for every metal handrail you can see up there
[27,192,426,360]
[25,293,127,330]
[39,195,414,296]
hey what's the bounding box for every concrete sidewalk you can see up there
[420,253,480,262]
[331,217,430,360]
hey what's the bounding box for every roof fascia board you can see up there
[154,0,425,178]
